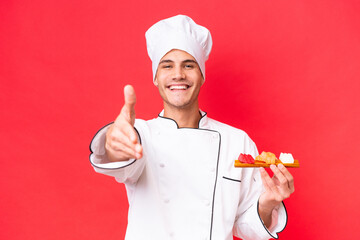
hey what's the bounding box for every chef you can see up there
[89,15,294,240]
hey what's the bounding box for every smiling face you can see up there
[154,49,204,112]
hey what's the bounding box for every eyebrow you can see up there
[183,59,198,64]
[159,59,198,65]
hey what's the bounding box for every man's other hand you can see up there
[258,164,295,228]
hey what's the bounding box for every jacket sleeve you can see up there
[89,120,147,184]
[233,137,288,240]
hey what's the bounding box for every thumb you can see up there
[122,85,136,124]
[124,85,136,109]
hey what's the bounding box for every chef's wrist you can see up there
[258,195,280,228]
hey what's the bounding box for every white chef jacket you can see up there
[89,111,287,240]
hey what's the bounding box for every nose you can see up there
[172,66,185,80]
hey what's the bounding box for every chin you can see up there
[168,100,195,109]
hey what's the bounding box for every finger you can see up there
[113,114,138,143]
[124,84,136,106]
[278,164,295,193]
[270,165,293,200]
[271,174,281,186]
[116,123,142,157]
[135,144,143,158]
[118,120,139,143]
[106,140,143,160]
[260,167,280,197]
[270,165,290,189]
[259,167,272,192]
[108,126,138,150]
[123,85,136,123]
[107,120,137,145]
[106,140,141,159]
[106,144,137,160]
[106,127,143,159]
[106,142,135,159]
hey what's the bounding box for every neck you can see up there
[163,104,202,128]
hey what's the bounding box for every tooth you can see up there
[170,85,187,90]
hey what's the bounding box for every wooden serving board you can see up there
[234,159,300,168]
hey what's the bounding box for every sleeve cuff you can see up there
[89,122,139,170]
[255,200,288,239]
[90,156,137,170]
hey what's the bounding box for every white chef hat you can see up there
[145,15,213,80]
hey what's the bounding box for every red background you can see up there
[1,0,360,239]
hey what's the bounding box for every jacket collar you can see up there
[157,110,209,129]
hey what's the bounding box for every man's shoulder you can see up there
[206,117,248,137]
[207,117,257,153]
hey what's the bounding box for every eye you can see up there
[161,65,172,69]
[184,64,195,69]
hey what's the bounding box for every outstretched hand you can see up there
[105,85,143,162]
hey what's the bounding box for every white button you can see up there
[164,199,170,203]
[204,200,210,206]
[212,134,218,139]
[210,167,215,172]
[169,232,174,237]
[159,163,165,168]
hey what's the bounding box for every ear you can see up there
[154,77,159,86]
